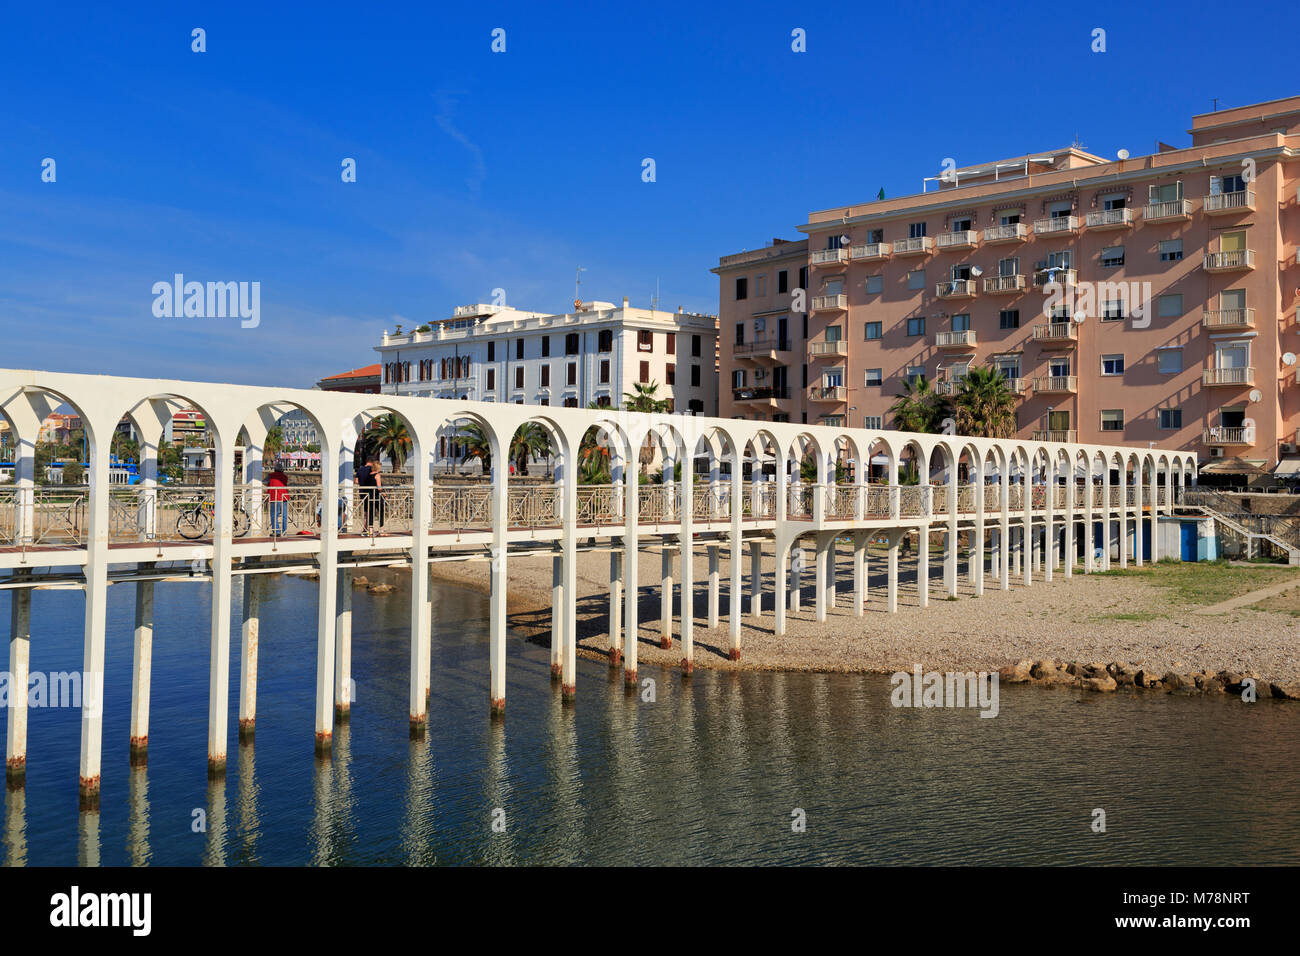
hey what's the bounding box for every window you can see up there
[687,398,703,414]
[487,342,496,361]
[736,277,748,300]
[639,361,649,384]
[514,366,524,389]
[691,334,701,357]
[1101,354,1125,376]
[826,324,842,342]
[867,228,884,243]
[1158,408,1182,429]
[599,360,609,383]
[951,313,971,332]
[999,209,1021,225]
[908,222,927,238]
[1157,294,1183,318]
[1102,298,1125,321]
[865,321,882,340]
[999,309,1020,329]
[563,397,578,408]
[1157,348,1183,374]
[638,329,653,352]
[864,368,882,386]
[515,339,524,360]
[798,266,807,290]
[567,362,577,386]
[865,275,883,294]
[1212,173,1246,195]
[1158,239,1183,261]
[1149,181,1183,203]
[952,217,972,232]
[907,270,925,290]
[732,370,746,388]
[907,317,925,337]
[863,415,883,429]
[691,364,700,387]
[994,357,1020,379]
[541,365,550,387]
[1100,409,1124,432]
[565,333,580,355]
[486,368,496,390]
[1101,192,1127,211]
[998,257,1019,276]
[906,365,925,382]
[542,336,551,357]
[1049,201,1072,218]
[1100,245,1125,267]
[665,363,676,385]
[666,332,676,354]
[778,270,788,294]
[539,398,550,407]
[598,329,613,352]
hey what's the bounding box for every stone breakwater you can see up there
[998,659,1300,701]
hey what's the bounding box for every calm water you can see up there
[1,572,1297,866]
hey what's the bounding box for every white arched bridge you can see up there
[0,368,1196,807]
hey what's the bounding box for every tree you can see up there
[63,462,84,485]
[623,381,669,475]
[889,375,950,434]
[263,425,283,467]
[371,414,411,472]
[111,431,139,463]
[456,421,492,475]
[509,423,551,476]
[952,367,1018,439]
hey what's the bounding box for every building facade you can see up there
[716,95,1300,472]
[316,364,381,393]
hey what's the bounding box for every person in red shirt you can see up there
[267,466,289,536]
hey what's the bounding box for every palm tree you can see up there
[456,421,492,475]
[509,423,551,476]
[952,367,1018,439]
[262,425,283,467]
[889,375,950,434]
[371,414,412,472]
[623,381,669,475]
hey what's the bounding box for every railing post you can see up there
[678,450,694,674]
[6,572,31,786]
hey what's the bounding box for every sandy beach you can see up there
[420,540,1300,688]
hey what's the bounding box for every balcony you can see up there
[984,223,1028,244]
[983,274,1026,294]
[733,335,788,362]
[811,248,848,266]
[807,385,847,403]
[1033,215,1079,236]
[893,236,934,256]
[1032,322,1078,346]
[1203,425,1256,446]
[935,278,976,299]
[1032,429,1078,443]
[935,329,977,349]
[732,386,788,407]
[936,230,978,250]
[1033,375,1078,394]
[934,378,965,396]
[811,293,848,312]
[850,242,890,261]
[1033,267,1077,289]
[1202,367,1254,387]
[1143,198,1193,222]
[808,340,848,358]
[1004,376,1028,394]
[1085,208,1134,230]
[1201,308,1255,331]
[1203,249,1256,273]
[1203,190,1255,215]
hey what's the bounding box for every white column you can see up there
[886,529,900,613]
[489,458,509,712]
[238,573,259,742]
[314,439,340,758]
[678,451,694,674]
[5,580,31,786]
[660,545,674,649]
[1119,467,1129,569]
[790,541,803,613]
[334,568,353,719]
[609,549,624,665]
[918,522,930,607]
[748,539,763,619]
[1044,460,1055,583]
[561,452,578,700]
[623,467,641,685]
[814,536,828,623]
[971,471,985,596]
[727,460,743,661]
[551,555,564,679]
[410,433,432,729]
[852,532,866,616]
[774,460,789,636]
[945,477,958,597]
[78,425,112,807]
[706,545,719,629]
[129,576,154,764]
[1134,467,1145,567]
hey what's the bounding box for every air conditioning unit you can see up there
[1209,447,1225,458]
[1282,443,1297,454]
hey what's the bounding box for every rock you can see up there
[1161,671,1187,691]
[1108,663,1138,686]
[1194,673,1225,694]
[352,575,369,588]
[367,582,395,594]
[1031,660,1061,681]
[1082,675,1118,692]
[1065,662,1087,677]
[999,660,1034,683]
[1084,662,1109,679]
[1135,669,1156,688]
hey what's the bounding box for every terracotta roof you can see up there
[320,364,380,381]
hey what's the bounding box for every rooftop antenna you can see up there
[652,277,660,311]
[1211,97,1220,111]
[574,266,586,309]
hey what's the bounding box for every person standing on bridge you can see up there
[359,455,384,532]
[267,465,289,536]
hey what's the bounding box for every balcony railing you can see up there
[850,242,890,260]
[811,293,848,312]
[935,329,977,348]
[808,340,848,357]
[983,274,1025,293]
[1003,376,1028,394]
[1032,429,1078,443]
[733,334,788,356]
[1202,366,1254,387]
[807,385,847,403]
[1203,190,1255,215]
[893,236,933,255]
[934,378,964,396]
[1031,322,1078,344]
[1203,426,1256,445]
[1201,308,1255,330]
[1033,375,1078,393]
[935,279,976,298]
[731,386,788,402]
[811,247,848,265]
[1143,198,1192,222]
[1033,267,1077,288]
[983,223,1027,243]
[1085,208,1134,229]
[1203,249,1256,272]
[936,230,978,249]
[1033,215,1079,235]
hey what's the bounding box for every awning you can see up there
[1200,456,1269,476]
[1273,458,1300,477]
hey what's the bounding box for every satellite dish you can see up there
[970,266,984,278]
[1249,389,1263,403]
[1117,149,1130,160]
[839,234,851,247]
[1284,352,1297,366]
[1072,311,1087,324]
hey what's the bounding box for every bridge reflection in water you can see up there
[0,368,1195,808]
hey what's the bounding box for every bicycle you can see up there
[175,493,250,540]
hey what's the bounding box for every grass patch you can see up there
[1247,586,1300,617]
[1101,610,1164,622]
[1099,559,1300,606]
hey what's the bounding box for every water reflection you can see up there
[127,766,150,866]
[2,787,25,867]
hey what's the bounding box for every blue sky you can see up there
[1,0,1293,387]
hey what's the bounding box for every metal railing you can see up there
[850,242,890,260]
[1203,249,1255,271]
[936,230,978,248]
[1085,208,1133,228]
[1033,215,1078,235]
[984,223,1027,242]
[983,274,1025,293]
[1203,190,1254,213]
[1202,366,1254,386]
[1202,308,1254,329]
[1143,198,1191,221]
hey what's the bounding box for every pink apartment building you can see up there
[715,94,1300,473]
